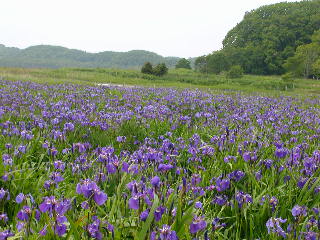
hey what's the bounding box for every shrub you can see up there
[175,58,191,69]
[227,65,244,79]
[281,72,295,82]
[153,63,168,77]
[281,72,295,90]
[313,59,320,79]
[141,62,153,74]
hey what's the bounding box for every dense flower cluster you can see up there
[0,80,319,239]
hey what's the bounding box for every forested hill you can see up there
[0,44,180,69]
[196,0,320,75]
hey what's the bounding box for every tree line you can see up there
[194,0,320,79]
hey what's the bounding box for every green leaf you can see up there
[173,186,185,231]
[66,215,81,240]
[136,194,159,240]
[176,205,194,238]
[298,176,320,204]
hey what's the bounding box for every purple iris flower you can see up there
[150,232,156,240]
[2,154,12,166]
[224,156,236,163]
[212,195,228,206]
[106,163,117,174]
[39,225,47,236]
[93,191,108,206]
[195,201,203,209]
[44,180,55,190]
[284,175,291,183]
[50,172,64,183]
[212,218,226,231]
[235,191,253,208]
[5,143,12,149]
[266,217,287,238]
[255,170,262,181]
[116,136,126,143]
[0,213,8,223]
[17,206,32,221]
[158,163,173,172]
[81,201,89,209]
[16,221,25,231]
[122,162,129,173]
[299,231,317,240]
[312,207,319,215]
[16,193,25,204]
[243,151,256,162]
[191,174,202,186]
[297,177,308,189]
[106,221,114,233]
[127,180,138,194]
[76,179,107,205]
[140,209,149,221]
[144,195,153,206]
[275,148,288,159]
[228,170,245,182]
[215,178,230,192]
[55,223,67,237]
[39,196,71,215]
[95,172,106,183]
[35,210,41,221]
[1,173,9,182]
[263,159,273,169]
[190,215,207,234]
[39,196,57,213]
[151,176,161,188]
[291,205,307,218]
[154,206,166,222]
[128,195,140,210]
[150,224,177,240]
[53,160,65,171]
[159,225,178,240]
[64,122,74,132]
[0,230,14,239]
[0,188,10,200]
[87,217,102,240]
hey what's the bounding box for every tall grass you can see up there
[1,67,320,95]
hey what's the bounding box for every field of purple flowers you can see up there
[0,80,319,239]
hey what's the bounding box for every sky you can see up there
[0,0,299,58]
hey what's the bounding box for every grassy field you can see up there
[1,67,320,96]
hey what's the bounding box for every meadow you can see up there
[0,69,319,239]
[1,67,320,95]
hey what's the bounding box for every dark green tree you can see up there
[153,63,168,76]
[284,30,320,78]
[313,59,320,79]
[227,65,244,78]
[175,58,191,69]
[206,51,230,74]
[141,62,153,74]
[194,56,207,73]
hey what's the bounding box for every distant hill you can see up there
[0,44,180,69]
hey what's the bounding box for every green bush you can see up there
[153,63,168,77]
[175,58,191,69]
[141,62,153,74]
[281,72,295,82]
[313,59,320,79]
[141,62,168,77]
[227,65,244,78]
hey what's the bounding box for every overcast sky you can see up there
[1,0,299,58]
